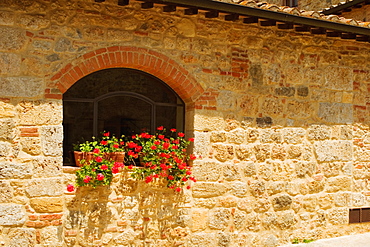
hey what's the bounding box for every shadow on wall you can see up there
[65,171,189,246]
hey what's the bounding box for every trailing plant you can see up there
[124,126,196,192]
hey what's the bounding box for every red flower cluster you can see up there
[125,126,196,191]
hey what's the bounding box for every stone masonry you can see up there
[1,0,370,246]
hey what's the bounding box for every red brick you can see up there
[20,127,38,137]
[40,214,63,221]
[65,230,78,236]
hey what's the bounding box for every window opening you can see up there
[349,208,370,223]
[63,68,185,164]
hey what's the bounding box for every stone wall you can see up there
[1,0,370,246]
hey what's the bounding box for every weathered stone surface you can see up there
[0,181,13,203]
[282,128,305,144]
[314,140,352,162]
[191,208,208,231]
[0,162,32,179]
[40,126,63,156]
[0,118,14,141]
[235,145,252,161]
[193,160,222,181]
[194,110,225,131]
[25,178,63,197]
[226,128,246,144]
[212,144,234,162]
[272,194,292,211]
[20,137,42,155]
[0,77,43,97]
[0,205,25,226]
[326,208,348,225]
[30,197,63,213]
[188,233,215,247]
[231,182,249,197]
[113,229,135,245]
[326,176,352,193]
[6,228,36,247]
[319,103,353,124]
[249,180,266,196]
[39,226,62,246]
[32,157,62,177]
[17,101,62,126]
[0,141,11,157]
[0,52,21,75]
[192,182,227,198]
[0,27,26,51]
[308,125,331,140]
[223,163,240,181]
[324,66,353,91]
[208,208,230,230]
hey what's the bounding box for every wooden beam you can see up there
[118,0,129,6]
[243,16,258,24]
[356,35,369,41]
[326,30,341,37]
[205,10,219,18]
[225,14,239,21]
[277,22,294,29]
[184,8,198,15]
[95,0,105,2]
[310,27,326,34]
[259,19,276,26]
[163,5,176,12]
[141,2,154,9]
[341,32,356,39]
[294,25,310,32]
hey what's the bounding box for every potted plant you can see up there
[124,126,197,192]
[73,132,125,167]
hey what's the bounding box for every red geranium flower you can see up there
[175,187,181,192]
[178,132,185,137]
[67,184,75,192]
[113,144,119,149]
[163,142,170,150]
[101,164,108,170]
[83,176,91,183]
[170,128,176,132]
[188,138,194,142]
[112,166,119,174]
[95,156,103,162]
[97,173,104,181]
[157,126,164,130]
[100,140,108,145]
[151,145,157,150]
[168,175,174,180]
[103,132,110,137]
[93,148,100,154]
[158,135,164,139]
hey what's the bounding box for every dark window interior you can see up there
[282,0,298,7]
[349,208,370,224]
[63,68,185,164]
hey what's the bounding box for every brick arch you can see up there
[48,46,203,103]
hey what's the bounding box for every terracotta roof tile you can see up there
[233,0,370,29]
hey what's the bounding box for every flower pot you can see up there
[73,151,94,167]
[107,152,125,163]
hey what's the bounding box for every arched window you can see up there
[63,68,185,164]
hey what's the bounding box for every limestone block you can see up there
[287,145,302,159]
[0,27,26,51]
[0,119,14,141]
[217,232,231,247]
[193,131,210,157]
[334,192,351,207]
[238,94,259,116]
[5,228,36,247]
[321,162,341,177]
[271,144,286,160]
[302,195,317,212]
[0,141,11,157]
[260,129,282,143]
[194,109,225,131]
[223,163,240,181]
[263,234,279,247]
[176,18,195,37]
[257,162,272,180]
[245,211,261,230]
[262,212,277,229]
[0,52,21,75]
[193,198,217,208]
[352,193,365,207]
[231,182,249,197]
[191,208,208,231]
[326,176,351,193]
[261,97,283,117]
[282,128,306,144]
[233,209,247,230]
[246,128,259,142]
[20,137,41,155]
[0,205,25,226]
[267,181,286,195]
[324,66,353,91]
[249,180,266,197]
[18,101,62,125]
[254,144,271,162]
[226,128,246,144]
[192,182,227,198]
[193,160,222,182]
[276,210,296,229]
[272,194,292,211]
[0,162,32,179]
[0,101,15,118]
[235,145,252,161]
[187,233,215,247]
[308,125,331,140]
[113,229,135,245]
[30,197,63,213]
[295,161,316,178]
[287,100,314,119]
[212,144,234,162]
[217,90,236,111]
[307,180,325,194]
[332,125,353,140]
[237,197,255,213]
[326,208,348,225]
[318,103,353,124]
[39,226,62,246]
[241,161,256,177]
[40,126,63,156]
[0,77,43,97]
[0,181,13,203]
[209,208,230,230]
[210,131,226,143]
[25,178,63,197]
[314,140,352,162]
[318,193,334,209]
[32,157,63,178]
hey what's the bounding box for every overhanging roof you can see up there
[322,0,369,15]
[97,0,370,42]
